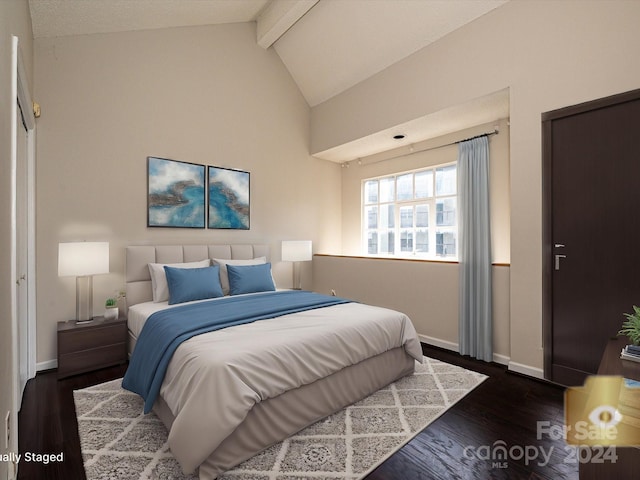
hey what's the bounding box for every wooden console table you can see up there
[597,337,640,380]
[580,337,640,479]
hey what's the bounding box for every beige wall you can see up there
[314,256,510,363]
[310,0,640,376]
[34,23,342,365]
[0,0,33,474]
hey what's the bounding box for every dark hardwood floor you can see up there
[18,345,580,479]
[369,345,577,480]
[17,363,129,480]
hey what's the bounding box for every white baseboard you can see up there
[418,334,509,366]
[36,359,57,371]
[419,334,458,352]
[508,361,544,380]
[492,353,510,366]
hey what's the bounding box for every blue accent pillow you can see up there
[164,265,224,305]
[227,263,276,295]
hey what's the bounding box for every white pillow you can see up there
[148,259,211,302]
[212,257,267,295]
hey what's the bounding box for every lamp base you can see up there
[76,275,94,321]
[292,262,302,290]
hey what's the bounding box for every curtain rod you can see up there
[347,127,499,168]
[444,128,499,148]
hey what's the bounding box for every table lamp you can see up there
[281,240,312,290]
[58,242,109,322]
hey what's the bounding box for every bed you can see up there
[123,244,423,479]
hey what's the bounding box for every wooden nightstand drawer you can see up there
[57,316,128,379]
[58,343,127,378]
[58,322,126,355]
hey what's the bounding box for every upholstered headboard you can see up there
[125,244,270,308]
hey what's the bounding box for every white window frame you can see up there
[362,162,458,260]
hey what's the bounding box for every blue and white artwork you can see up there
[208,166,250,229]
[147,157,205,228]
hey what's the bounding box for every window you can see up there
[362,164,457,259]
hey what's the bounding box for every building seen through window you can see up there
[363,163,457,259]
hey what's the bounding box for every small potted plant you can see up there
[104,290,125,320]
[618,305,640,346]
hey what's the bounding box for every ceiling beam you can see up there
[256,0,319,49]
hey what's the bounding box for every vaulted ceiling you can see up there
[28,0,510,161]
[29,0,508,106]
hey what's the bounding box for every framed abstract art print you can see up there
[147,157,206,228]
[208,166,250,229]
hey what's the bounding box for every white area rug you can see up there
[74,356,486,480]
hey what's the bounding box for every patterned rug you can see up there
[74,356,486,480]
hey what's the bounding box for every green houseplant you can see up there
[618,305,640,346]
[104,290,125,320]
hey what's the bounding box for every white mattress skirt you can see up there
[152,346,415,479]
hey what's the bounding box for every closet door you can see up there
[543,89,640,386]
[16,104,29,398]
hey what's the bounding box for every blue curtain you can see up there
[457,136,492,362]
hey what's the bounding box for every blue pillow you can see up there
[164,265,224,305]
[227,263,276,295]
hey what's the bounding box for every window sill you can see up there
[313,253,510,267]
[314,253,457,265]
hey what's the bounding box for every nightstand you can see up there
[57,316,128,379]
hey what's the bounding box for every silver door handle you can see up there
[555,244,565,248]
[555,254,566,270]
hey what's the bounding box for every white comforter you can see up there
[152,300,423,474]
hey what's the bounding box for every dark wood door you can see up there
[543,89,640,386]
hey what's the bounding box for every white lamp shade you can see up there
[58,242,110,277]
[281,240,312,262]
